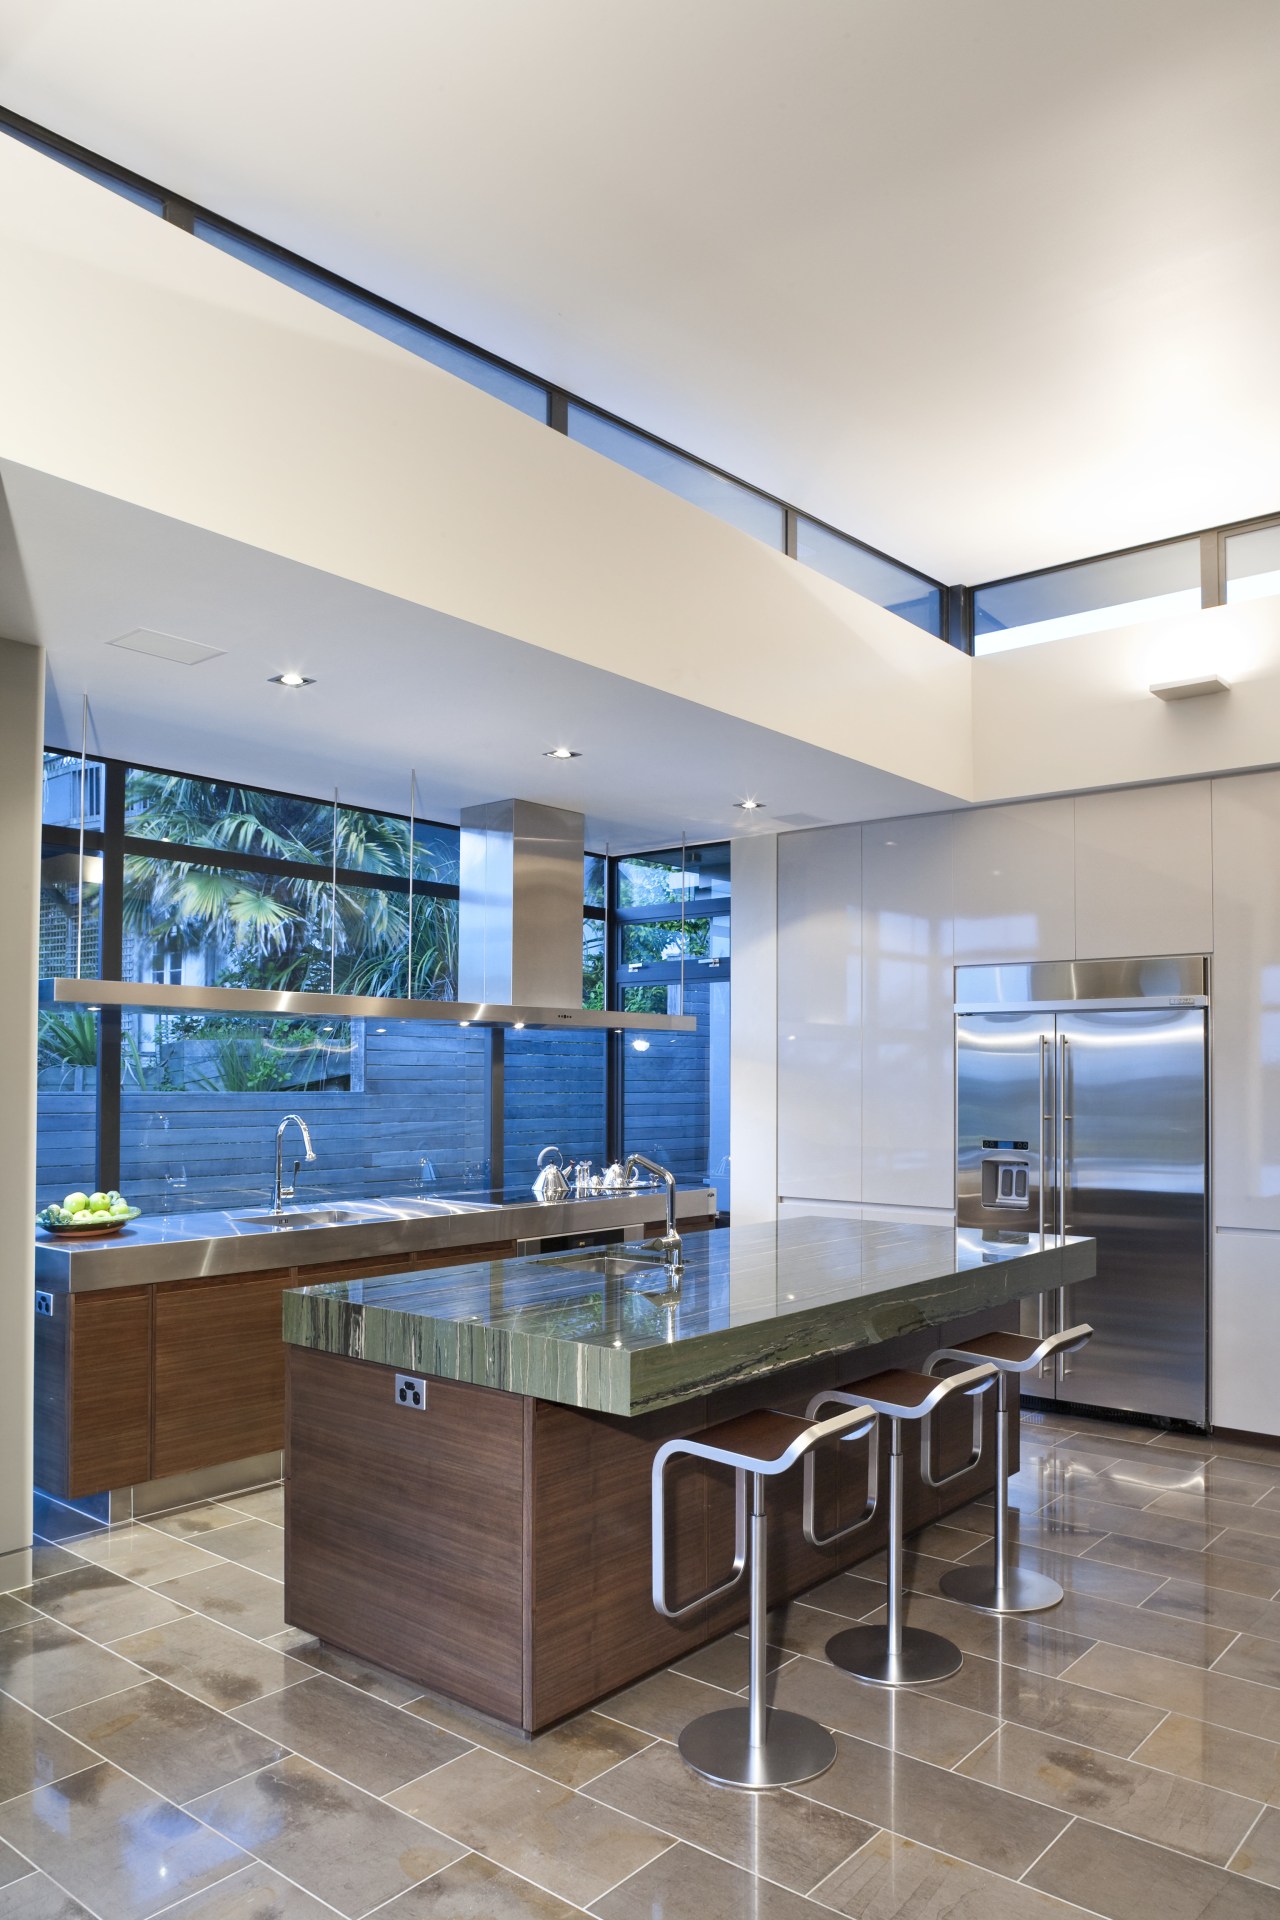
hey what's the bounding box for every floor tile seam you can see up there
[1225,1801,1272,1876]
[726,1669,1002,1759]
[144,1852,350,1920]
[582,1837,683,1915]
[0,1751,274,1909]
[947,1750,1269,1870]
[780,1701,1273,1859]
[586,1816,852,1915]
[1008,1724,1275,1820]
[902,1582,1241,1669]
[592,1670,744,1737]
[1015,1811,1079,1887]
[1125,1707,1172,1761]
[558,1735,662,1793]
[54,1526,234,1584]
[1027,1804,1280,1896]
[363,1850,598,1920]
[802,1823,885,1904]
[1206,1629,1246,1673]
[789,1762,1078,1881]
[111,1654,317,1720]
[0,1848,114,1920]
[1073,1677,1280,1745]
[374,1741,481,1809]
[945,1721,1004,1774]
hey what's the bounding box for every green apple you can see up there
[63,1192,89,1214]
[88,1192,110,1211]
[109,1200,130,1217]
[70,1209,95,1225]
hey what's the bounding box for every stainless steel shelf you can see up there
[38,977,696,1033]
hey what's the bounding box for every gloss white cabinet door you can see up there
[729,833,778,1226]
[952,798,1075,965]
[1211,1229,1280,1435]
[1211,771,1280,1231]
[777,825,861,1203]
[1074,782,1212,960]
[861,812,955,1209]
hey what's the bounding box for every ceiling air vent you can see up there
[107,629,225,665]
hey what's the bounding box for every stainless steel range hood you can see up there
[39,799,695,1033]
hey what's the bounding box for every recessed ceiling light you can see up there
[544,746,581,759]
[513,1021,526,1030]
[631,1038,651,1052]
[735,798,765,811]
[270,672,315,688]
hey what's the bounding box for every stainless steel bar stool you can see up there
[652,1399,876,1789]
[926,1323,1093,1613]
[806,1361,997,1686]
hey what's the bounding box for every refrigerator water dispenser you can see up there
[982,1157,1029,1208]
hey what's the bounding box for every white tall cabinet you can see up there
[777,826,861,1203]
[861,814,956,1210]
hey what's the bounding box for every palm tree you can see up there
[123,774,458,998]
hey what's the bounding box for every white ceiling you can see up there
[2,0,1279,585]
[0,462,954,847]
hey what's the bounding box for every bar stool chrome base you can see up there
[938,1560,1063,1614]
[678,1707,837,1789]
[825,1622,964,1687]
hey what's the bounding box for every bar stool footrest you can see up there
[826,1622,964,1687]
[677,1707,837,1789]
[938,1560,1064,1615]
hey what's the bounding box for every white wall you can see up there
[0,638,43,1585]
[0,137,972,806]
[975,595,1280,802]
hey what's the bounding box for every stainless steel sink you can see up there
[234,1208,373,1230]
[540,1251,671,1281]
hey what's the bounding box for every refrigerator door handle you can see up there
[1058,1033,1072,1382]
[1038,1034,1048,1250]
[1039,1032,1052,1375]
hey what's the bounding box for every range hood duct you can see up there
[458,800,586,1010]
[39,799,695,1034]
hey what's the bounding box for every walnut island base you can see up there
[282,1216,1095,1733]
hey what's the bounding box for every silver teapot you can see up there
[532,1146,570,1205]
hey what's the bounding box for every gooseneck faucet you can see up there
[625,1152,682,1271]
[273,1114,316,1212]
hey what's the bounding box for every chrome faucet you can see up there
[273,1114,316,1212]
[625,1153,682,1271]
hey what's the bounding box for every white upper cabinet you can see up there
[1074,782,1213,960]
[777,825,861,1203]
[861,812,955,1209]
[1211,770,1280,1230]
[952,799,1075,965]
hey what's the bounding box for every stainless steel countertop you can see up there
[34,1187,717,1293]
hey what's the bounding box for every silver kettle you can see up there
[533,1146,570,1204]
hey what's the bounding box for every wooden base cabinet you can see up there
[35,1241,519,1502]
[284,1343,1012,1733]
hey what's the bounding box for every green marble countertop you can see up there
[283,1216,1096,1417]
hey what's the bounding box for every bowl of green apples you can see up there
[38,1190,141,1234]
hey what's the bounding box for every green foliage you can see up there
[123,775,458,1002]
[38,1010,98,1072]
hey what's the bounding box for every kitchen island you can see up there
[282,1215,1094,1731]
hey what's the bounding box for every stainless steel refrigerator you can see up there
[956,957,1209,1426]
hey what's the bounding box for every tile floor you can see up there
[1,1414,1280,1919]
